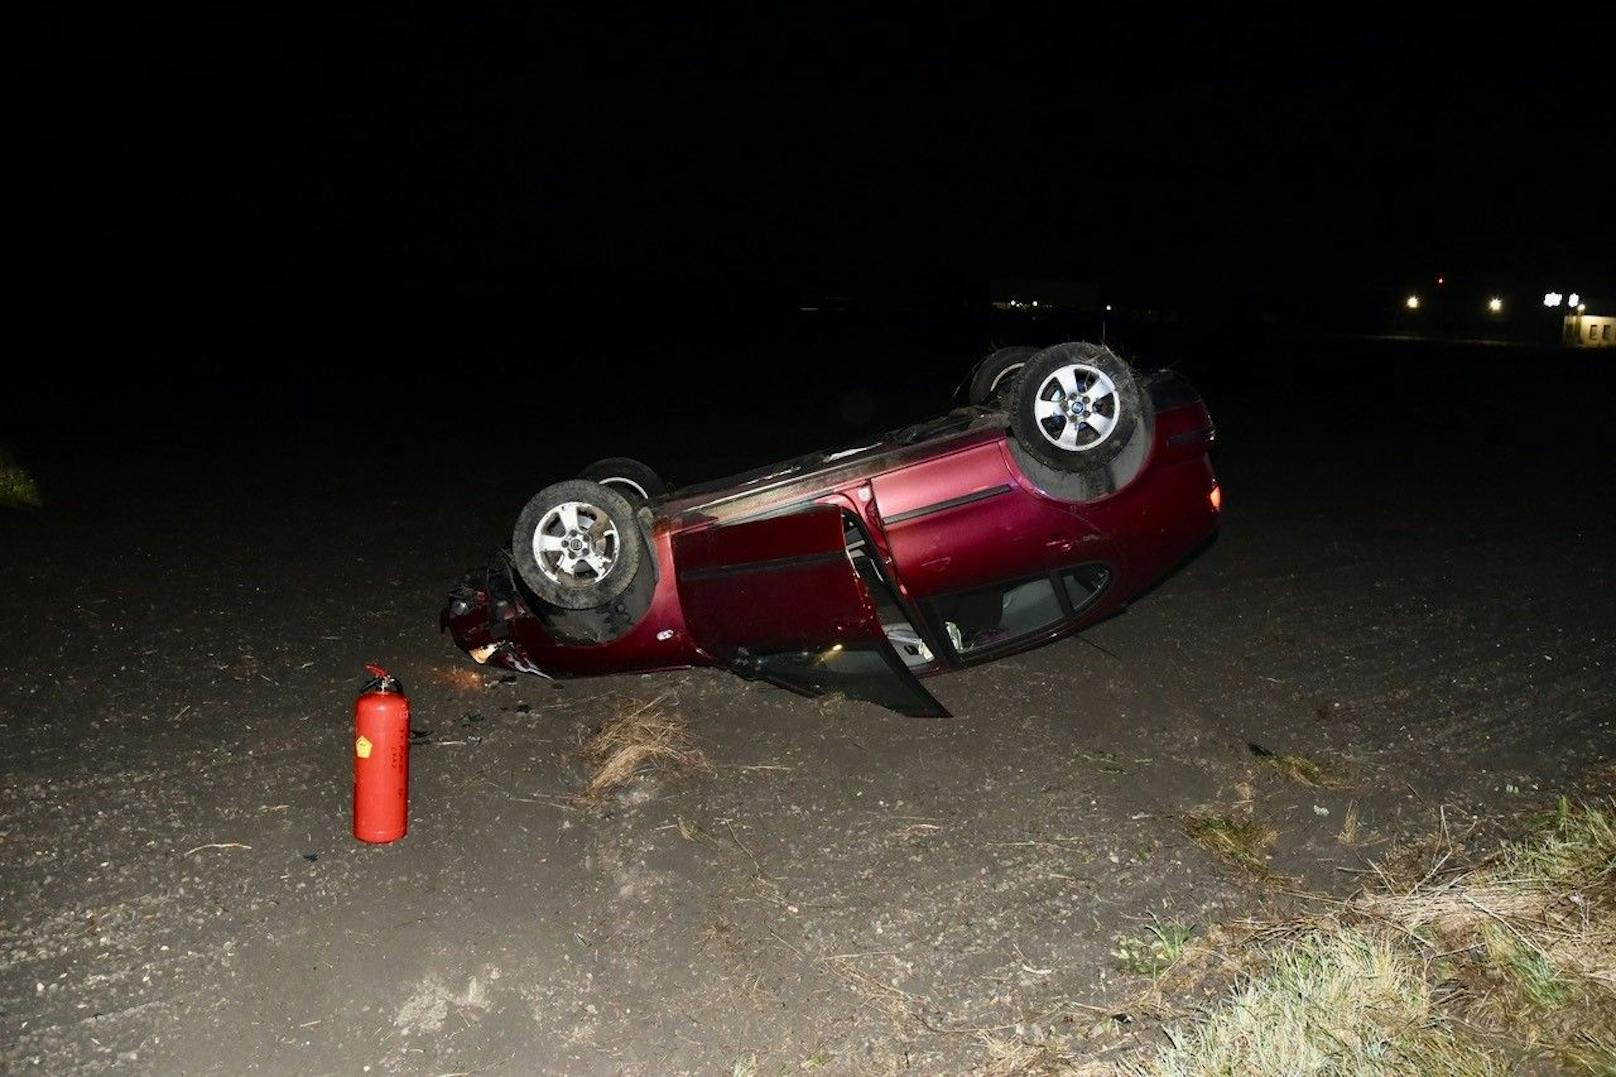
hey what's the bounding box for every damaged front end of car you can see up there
[441,559,552,677]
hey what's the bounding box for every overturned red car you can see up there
[442,341,1219,716]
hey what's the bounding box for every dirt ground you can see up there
[2,340,1613,1074]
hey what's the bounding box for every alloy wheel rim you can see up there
[533,501,619,585]
[1032,363,1120,451]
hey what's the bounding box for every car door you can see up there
[672,504,949,717]
[872,441,1102,593]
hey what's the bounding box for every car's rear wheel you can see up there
[968,345,1039,405]
[578,456,666,506]
[1010,342,1142,473]
[511,479,645,610]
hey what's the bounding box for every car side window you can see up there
[925,576,1065,656]
[1061,565,1111,611]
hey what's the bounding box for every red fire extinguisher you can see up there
[353,664,409,844]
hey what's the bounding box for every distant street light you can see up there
[1405,294,1421,310]
[1544,292,1563,307]
[1488,297,1503,313]
[1569,293,1581,307]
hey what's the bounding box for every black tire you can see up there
[578,456,666,506]
[1010,342,1142,473]
[968,345,1039,405]
[511,479,645,610]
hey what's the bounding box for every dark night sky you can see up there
[22,7,1613,328]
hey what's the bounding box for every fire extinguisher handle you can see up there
[361,665,403,695]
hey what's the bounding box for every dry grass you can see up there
[577,697,709,801]
[1135,926,1499,1076]
[978,1030,1085,1076]
[1139,799,1616,1076]
[0,450,42,509]
[1265,753,1332,788]
[1335,801,1361,846]
[1184,813,1278,880]
[1359,798,1615,1068]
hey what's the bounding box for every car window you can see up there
[751,644,948,717]
[1061,565,1110,612]
[926,576,1065,656]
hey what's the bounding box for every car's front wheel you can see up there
[1010,342,1142,473]
[511,479,646,610]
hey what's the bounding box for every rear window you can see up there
[926,576,1065,656]
[923,564,1112,659]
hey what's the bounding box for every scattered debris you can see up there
[577,696,709,802]
[184,842,252,856]
[976,1029,1082,1076]
[428,666,485,690]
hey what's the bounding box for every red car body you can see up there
[443,373,1218,715]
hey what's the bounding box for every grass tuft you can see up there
[1509,794,1615,889]
[577,697,709,801]
[0,449,42,509]
[1144,799,1616,1076]
[1481,925,1576,1013]
[1266,752,1331,787]
[1137,926,1500,1076]
[1114,919,1195,976]
[1185,813,1278,880]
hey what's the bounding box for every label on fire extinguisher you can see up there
[355,735,373,759]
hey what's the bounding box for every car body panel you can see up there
[673,504,882,659]
[872,440,1117,602]
[443,374,1219,714]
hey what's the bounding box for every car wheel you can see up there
[511,479,645,610]
[1010,342,1142,473]
[968,345,1039,405]
[578,456,666,506]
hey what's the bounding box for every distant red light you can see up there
[1436,276,1445,285]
